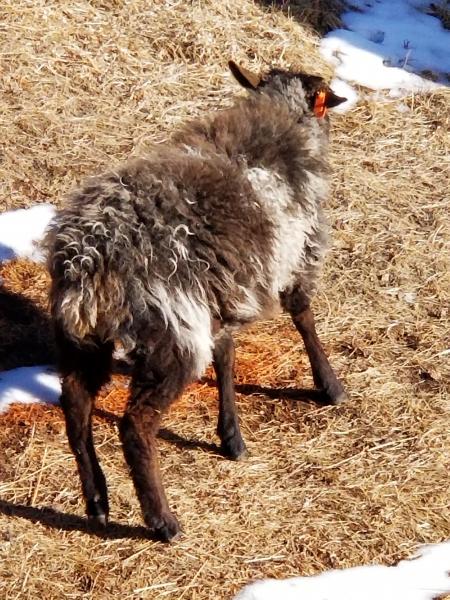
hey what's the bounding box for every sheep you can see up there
[44,60,347,542]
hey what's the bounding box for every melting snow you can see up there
[322,0,449,110]
[0,203,55,262]
[0,366,61,414]
[234,540,450,600]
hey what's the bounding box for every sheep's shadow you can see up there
[0,284,131,375]
[0,499,153,541]
[0,287,55,371]
[94,407,220,455]
[201,377,333,406]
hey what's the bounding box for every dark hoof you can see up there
[322,387,348,406]
[220,437,248,461]
[87,497,109,526]
[331,391,348,405]
[88,512,108,528]
[147,512,182,543]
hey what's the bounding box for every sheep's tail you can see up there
[233,541,450,600]
[44,211,134,348]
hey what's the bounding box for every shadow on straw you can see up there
[201,377,333,405]
[94,407,220,454]
[0,499,153,541]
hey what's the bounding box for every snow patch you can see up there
[342,0,450,79]
[321,0,449,110]
[234,540,450,600]
[0,204,55,262]
[321,29,439,94]
[0,366,61,414]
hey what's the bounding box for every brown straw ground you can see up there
[0,1,449,599]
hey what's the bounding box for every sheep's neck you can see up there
[209,95,306,165]
[174,93,322,170]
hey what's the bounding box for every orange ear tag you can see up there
[313,91,328,118]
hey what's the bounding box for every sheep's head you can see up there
[228,61,346,119]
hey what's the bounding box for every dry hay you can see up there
[0,0,450,599]
[0,0,331,212]
[258,0,347,34]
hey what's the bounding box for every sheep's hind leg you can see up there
[213,331,247,460]
[120,345,188,542]
[281,288,347,405]
[56,327,113,525]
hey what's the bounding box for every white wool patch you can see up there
[234,285,261,320]
[59,287,87,332]
[150,282,213,378]
[246,167,321,295]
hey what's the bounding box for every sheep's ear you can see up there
[228,61,261,90]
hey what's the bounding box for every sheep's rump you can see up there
[46,148,327,377]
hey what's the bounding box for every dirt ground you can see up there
[0,1,449,598]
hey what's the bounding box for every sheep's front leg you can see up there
[281,288,347,405]
[213,331,247,460]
